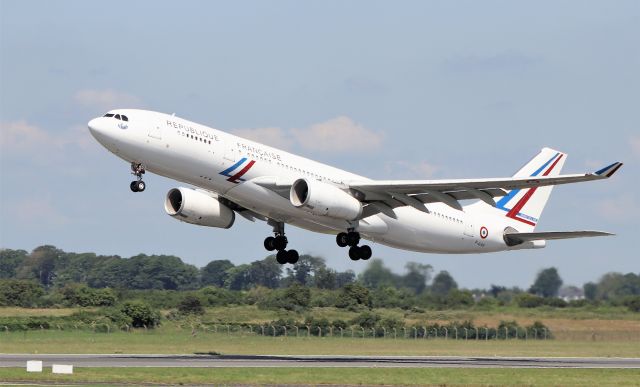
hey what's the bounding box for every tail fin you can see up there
[492,148,566,231]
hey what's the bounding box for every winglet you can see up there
[595,162,623,177]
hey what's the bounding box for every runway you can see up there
[1,354,639,368]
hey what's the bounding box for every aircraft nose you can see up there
[88,117,101,134]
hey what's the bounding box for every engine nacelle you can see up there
[290,178,362,220]
[164,187,235,228]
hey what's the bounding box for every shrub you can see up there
[350,311,381,329]
[543,297,568,308]
[335,283,371,310]
[624,296,640,312]
[178,295,204,315]
[516,293,544,308]
[120,301,160,328]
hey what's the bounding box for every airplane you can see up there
[88,109,622,265]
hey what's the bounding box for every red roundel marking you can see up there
[480,226,488,239]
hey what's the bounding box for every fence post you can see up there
[413,327,417,339]
[383,327,387,339]
[444,327,448,340]
[393,328,396,340]
[504,327,508,340]
[475,327,479,340]
[524,328,527,341]
[295,326,299,337]
[261,326,265,336]
[329,327,333,337]
[318,327,322,337]
[543,328,548,340]
[340,327,344,338]
[515,327,518,340]
[403,327,407,339]
[271,325,276,337]
[283,326,287,337]
[306,326,311,338]
[485,327,489,341]
[361,327,365,339]
[422,326,427,340]
[454,327,458,340]
[351,327,354,338]
[533,328,537,340]
[227,325,231,335]
[434,328,438,339]
[3,326,8,333]
[464,328,468,341]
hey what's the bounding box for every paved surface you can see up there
[1,354,640,368]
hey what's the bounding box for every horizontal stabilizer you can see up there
[504,230,614,246]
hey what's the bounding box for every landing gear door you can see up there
[148,118,162,140]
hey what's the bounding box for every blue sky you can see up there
[1,0,638,289]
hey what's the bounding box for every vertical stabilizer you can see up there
[474,148,566,232]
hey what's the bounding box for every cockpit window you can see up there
[121,115,128,121]
[103,113,115,117]
[114,114,121,120]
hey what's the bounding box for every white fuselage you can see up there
[88,109,534,254]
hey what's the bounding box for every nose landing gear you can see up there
[337,230,372,261]
[264,221,299,265]
[130,162,146,192]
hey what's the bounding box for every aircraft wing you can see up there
[504,230,614,246]
[252,162,622,216]
[346,162,623,211]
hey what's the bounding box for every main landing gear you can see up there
[264,221,299,265]
[130,162,146,192]
[336,230,372,261]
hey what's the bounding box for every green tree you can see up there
[0,249,28,279]
[248,256,282,288]
[595,272,640,300]
[0,279,45,307]
[359,259,397,289]
[402,262,432,294]
[583,282,598,300]
[201,260,234,287]
[17,245,62,288]
[431,271,458,296]
[224,264,252,290]
[529,267,563,298]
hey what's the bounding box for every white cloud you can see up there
[384,160,440,179]
[0,120,97,156]
[597,194,640,222]
[231,116,383,154]
[231,127,294,150]
[10,196,69,227]
[74,89,141,110]
[291,116,383,152]
[0,120,51,150]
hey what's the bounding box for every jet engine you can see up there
[164,187,235,228]
[290,178,362,220]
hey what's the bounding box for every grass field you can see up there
[1,367,639,386]
[2,329,639,357]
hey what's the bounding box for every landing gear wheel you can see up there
[135,180,146,192]
[273,235,288,251]
[349,246,361,261]
[347,231,360,247]
[287,249,299,264]
[359,245,372,260]
[130,181,139,192]
[276,250,288,264]
[264,237,276,251]
[336,233,349,247]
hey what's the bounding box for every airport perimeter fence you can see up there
[2,321,639,341]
